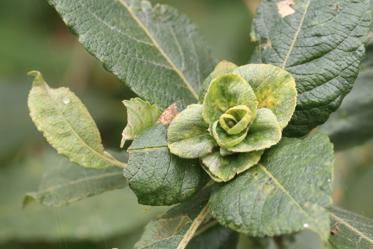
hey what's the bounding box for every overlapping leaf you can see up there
[121,98,161,147]
[209,133,334,240]
[253,0,371,136]
[48,0,214,109]
[125,124,207,205]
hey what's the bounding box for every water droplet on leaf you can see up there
[63,96,70,105]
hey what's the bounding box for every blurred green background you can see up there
[0,0,372,248]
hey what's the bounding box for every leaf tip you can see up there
[22,193,37,208]
[27,70,46,87]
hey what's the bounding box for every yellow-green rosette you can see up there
[167,61,297,182]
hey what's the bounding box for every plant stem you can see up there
[176,204,210,249]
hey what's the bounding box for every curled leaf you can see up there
[121,98,161,147]
[199,60,238,101]
[234,64,297,129]
[202,73,257,125]
[202,151,263,182]
[228,108,282,153]
[168,104,216,159]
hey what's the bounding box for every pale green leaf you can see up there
[28,71,126,169]
[202,73,257,125]
[0,154,164,242]
[228,108,282,153]
[202,150,263,182]
[199,60,238,101]
[253,0,371,136]
[168,104,215,159]
[211,120,248,149]
[23,150,127,207]
[121,97,161,147]
[234,64,297,129]
[125,124,207,205]
[329,206,373,249]
[48,0,214,109]
[209,133,334,240]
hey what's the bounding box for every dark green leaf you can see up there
[329,206,373,249]
[125,124,207,205]
[24,151,127,207]
[48,0,214,109]
[322,69,373,151]
[187,224,238,249]
[253,0,371,136]
[134,190,211,249]
[209,133,334,240]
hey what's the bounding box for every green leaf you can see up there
[125,124,207,205]
[0,154,164,242]
[253,0,371,136]
[23,150,127,207]
[48,0,214,109]
[322,70,373,151]
[28,71,126,169]
[168,104,216,159]
[209,133,334,240]
[227,108,282,153]
[202,73,257,125]
[329,206,373,249]
[199,60,238,101]
[121,98,161,147]
[187,224,239,249]
[211,120,249,149]
[233,64,297,129]
[201,150,263,182]
[134,190,211,249]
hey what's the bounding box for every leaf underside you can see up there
[254,0,371,136]
[48,0,214,109]
[209,133,334,240]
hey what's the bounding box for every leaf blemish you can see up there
[277,0,295,18]
[159,103,178,125]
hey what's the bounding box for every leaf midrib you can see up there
[34,172,124,195]
[258,164,319,227]
[39,83,127,169]
[281,0,311,68]
[117,0,199,100]
[331,212,373,244]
